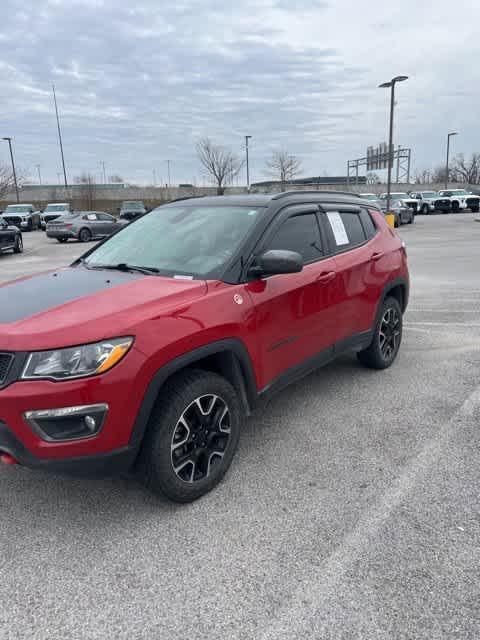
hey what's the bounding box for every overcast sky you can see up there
[2,0,479,185]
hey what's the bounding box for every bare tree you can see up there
[413,169,431,184]
[452,153,480,185]
[431,165,448,184]
[109,174,124,183]
[265,151,303,191]
[0,164,26,200]
[74,172,97,209]
[196,138,244,195]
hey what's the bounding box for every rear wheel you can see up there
[358,296,402,370]
[79,227,92,242]
[137,369,241,502]
[13,235,23,254]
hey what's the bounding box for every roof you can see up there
[162,191,365,208]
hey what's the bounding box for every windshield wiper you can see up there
[84,262,160,275]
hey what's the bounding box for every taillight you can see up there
[64,224,73,229]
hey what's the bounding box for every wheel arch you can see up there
[129,339,258,450]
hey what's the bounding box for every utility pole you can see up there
[100,161,106,184]
[36,164,42,184]
[445,132,458,189]
[2,137,19,202]
[245,135,252,191]
[152,169,157,186]
[379,75,408,213]
[52,84,68,188]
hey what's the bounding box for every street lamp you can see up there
[378,75,408,213]
[245,135,252,191]
[165,160,171,187]
[2,137,19,202]
[445,132,458,190]
[36,164,42,185]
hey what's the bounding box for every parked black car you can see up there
[0,218,23,254]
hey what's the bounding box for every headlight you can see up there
[22,337,133,380]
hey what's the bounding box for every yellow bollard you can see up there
[385,212,395,228]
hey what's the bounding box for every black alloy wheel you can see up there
[378,306,401,362]
[13,235,23,253]
[171,395,231,483]
[358,296,403,369]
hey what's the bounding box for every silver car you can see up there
[46,211,125,243]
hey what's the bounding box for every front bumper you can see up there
[0,347,148,475]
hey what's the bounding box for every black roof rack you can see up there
[271,190,361,200]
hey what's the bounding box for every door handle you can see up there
[371,251,384,262]
[316,271,336,284]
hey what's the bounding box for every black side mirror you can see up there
[249,250,303,278]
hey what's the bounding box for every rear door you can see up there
[320,206,382,344]
[97,213,118,235]
[246,205,340,388]
[83,213,102,236]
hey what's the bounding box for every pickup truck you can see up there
[40,203,72,229]
[409,191,451,214]
[0,204,41,231]
[379,192,419,213]
[437,189,480,213]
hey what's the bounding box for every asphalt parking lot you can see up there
[1,215,479,639]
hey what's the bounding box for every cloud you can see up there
[1,0,479,184]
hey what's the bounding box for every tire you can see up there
[13,235,23,254]
[57,237,68,243]
[79,227,92,242]
[394,214,400,228]
[357,296,403,370]
[408,212,414,224]
[471,205,479,213]
[137,369,242,502]
[421,204,429,215]
[452,201,460,213]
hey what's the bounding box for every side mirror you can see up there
[249,250,303,278]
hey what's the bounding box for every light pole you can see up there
[166,160,171,187]
[445,132,458,189]
[245,135,252,191]
[52,84,68,188]
[36,164,42,185]
[100,161,106,184]
[2,137,19,202]
[379,75,408,213]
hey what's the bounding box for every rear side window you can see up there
[360,209,377,239]
[326,211,366,250]
[265,214,324,262]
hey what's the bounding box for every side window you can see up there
[360,209,377,239]
[98,213,114,221]
[265,214,324,263]
[84,213,97,221]
[326,211,367,250]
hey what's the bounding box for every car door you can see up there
[321,206,382,345]
[97,213,118,236]
[245,205,340,388]
[83,213,101,237]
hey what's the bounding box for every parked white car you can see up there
[437,189,480,213]
[40,203,73,229]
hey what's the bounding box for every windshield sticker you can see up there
[326,211,349,245]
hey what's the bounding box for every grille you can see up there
[435,199,451,208]
[3,216,22,226]
[0,353,14,384]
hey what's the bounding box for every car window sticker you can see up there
[326,211,349,245]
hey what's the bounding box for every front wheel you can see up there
[421,204,429,215]
[358,297,402,370]
[471,205,479,213]
[137,369,241,502]
[13,235,23,254]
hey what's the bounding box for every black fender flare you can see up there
[128,338,258,449]
[373,277,409,329]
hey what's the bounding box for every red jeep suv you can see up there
[0,192,409,502]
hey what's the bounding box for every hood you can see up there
[0,266,207,351]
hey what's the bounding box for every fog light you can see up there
[24,404,108,442]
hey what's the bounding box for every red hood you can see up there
[0,267,207,351]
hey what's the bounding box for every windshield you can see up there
[5,205,31,213]
[85,205,264,278]
[421,192,437,198]
[45,204,68,212]
[451,190,469,195]
[121,202,144,211]
[359,194,378,200]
